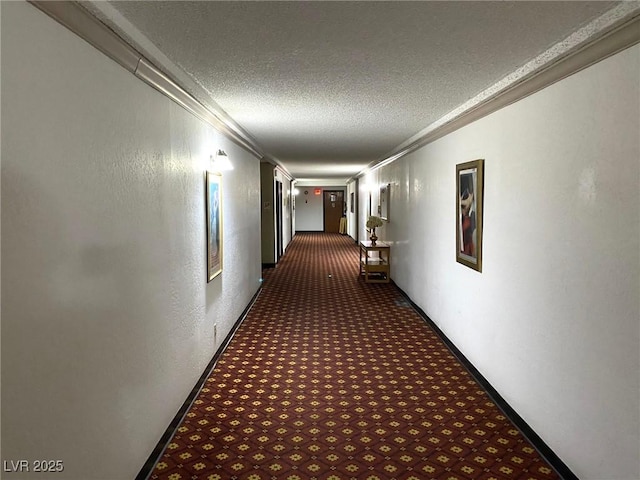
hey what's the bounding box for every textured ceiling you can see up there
[88,1,622,180]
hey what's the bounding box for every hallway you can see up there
[3,3,639,478]
[146,233,559,480]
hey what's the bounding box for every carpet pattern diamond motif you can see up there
[150,233,559,480]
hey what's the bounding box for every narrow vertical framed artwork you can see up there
[456,159,484,272]
[379,183,390,221]
[206,171,223,281]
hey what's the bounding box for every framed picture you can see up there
[206,171,223,281]
[456,159,484,272]
[379,183,390,221]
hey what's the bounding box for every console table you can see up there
[359,241,390,283]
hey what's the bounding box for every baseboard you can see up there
[136,279,577,480]
[136,286,263,480]
[391,281,579,480]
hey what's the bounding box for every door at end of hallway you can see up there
[323,190,344,233]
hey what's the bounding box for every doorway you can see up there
[276,180,283,260]
[323,190,344,233]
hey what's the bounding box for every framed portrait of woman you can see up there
[456,159,484,272]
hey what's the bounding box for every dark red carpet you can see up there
[150,233,560,480]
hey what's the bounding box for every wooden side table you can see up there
[359,241,390,283]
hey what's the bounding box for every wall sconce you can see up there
[210,149,234,171]
[293,188,300,196]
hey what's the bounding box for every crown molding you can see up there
[28,0,265,161]
[134,58,262,159]
[355,8,640,179]
[28,0,140,71]
[27,1,639,182]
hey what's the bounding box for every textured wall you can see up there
[295,187,325,231]
[362,45,639,479]
[1,2,261,479]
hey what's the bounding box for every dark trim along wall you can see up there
[136,287,263,480]
[392,282,578,480]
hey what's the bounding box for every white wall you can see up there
[346,180,358,241]
[358,177,389,243]
[362,45,639,479]
[295,187,323,231]
[1,2,261,479]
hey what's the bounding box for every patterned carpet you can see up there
[149,233,560,480]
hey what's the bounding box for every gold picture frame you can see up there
[456,159,484,272]
[206,171,223,281]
